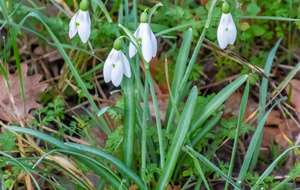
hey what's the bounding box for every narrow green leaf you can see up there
[191,111,223,146]
[225,80,249,190]
[250,38,283,171]
[165,28,193,127]
[122,76,136,169]
[98,106,124,117]
[253,145,300,190]
[236,96,287,187]
[92,0,112,23]
[185,146,242,190]
[190,75,248,133]
[5,126,122,188]
[156,86,198,189]
[65,143,146,190]
[0,151,41,190]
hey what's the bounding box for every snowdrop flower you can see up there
[217,2,237,49]
[69,0,91,43]
[129,12,157,62]
[103,39,131,87]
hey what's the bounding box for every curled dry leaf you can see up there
[0,64,47,121]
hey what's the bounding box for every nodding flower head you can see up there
[103,39,131,87]
[69,0,91,43]
[128,11,157,63]
[217,2,237,49]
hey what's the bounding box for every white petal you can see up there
[86,11,91,26]
[111,59,124,87]
[121,53,131,78]
[217,13,230,49]
[69,11,79,39]
[129,42,138,58]
[104,49,119,83]
[140,23,153,62]
[149,28,157,57]
[129,25,140,58]
[227,13,237,45]
[77,10,91,43]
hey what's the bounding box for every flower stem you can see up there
[146,68,165,168]
[141,76,149,183]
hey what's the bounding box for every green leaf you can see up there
[248,25,265,36]
[156,86,198,189]
[186,146,242,190]
[65,142,146,189]
[5,126,123,189]
[190,75,248,133]
[236,96,287,187]
[246,3,260,16]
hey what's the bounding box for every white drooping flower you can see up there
[217,2,237,49]
[129,12,157,62]
[217,12,237,49]
[69,4,91,43]
[103,39,131,87]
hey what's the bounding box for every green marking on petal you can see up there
[138,38,142,43]
[113,64,115,68]
[226,28,228,31]
[76,22,80,26]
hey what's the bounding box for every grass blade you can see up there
[191,111,223,146]
[5,126,123,188]
[225,80,250,190]
[165,28,193,130]
[91,0,112,23]
[0,151,41,190]
[156,86,198,189]
[146,69,165,168]
[190,75,248,133]
[250,37,283,171]
[252,145,300,190]
[65,142,146,189]
[236,96,287,188]
[185,146,243,190]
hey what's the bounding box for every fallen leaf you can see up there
[129,185,138,190]
[263,110,300,149]
[286,79,300,116]
[223,91,257,120]
[200,0,209,7]
[0,64,48,121]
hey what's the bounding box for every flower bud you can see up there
[222,1,230,14]
[140,12,148,23]
[80,0,89,11]
[113,38,122,51]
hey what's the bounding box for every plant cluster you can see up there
[0,0,300,190]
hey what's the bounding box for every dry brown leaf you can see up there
[223,91,257,120]
[172,185,181,190]
[263,110,300,149]
[286,79,300,115]
[46,155,79,172]
[129,184,138,190]
[0,64,47,121]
